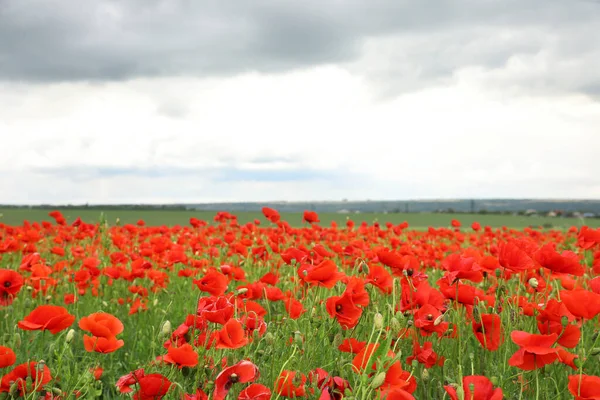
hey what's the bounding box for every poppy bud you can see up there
[9,381,19,397]
[490,376,499,386]
[52,388,63,396]
[422,368,430,381]
[590,348,600,356]
[160,321,172,337]
[293,331,304,346]
[495,269,501,278]
[236,288,249,295]
[264,332,275,345]
[45,295,52,302]
[370,372,386,389]
[66,329,75,344]
[561,316,569,327]
[528,278,539,289]
[153,298,159,306]
[361,263,369,275]
[332,333,343,348]
[102,301,108,307]
[13,333,21,349]
[434,314,445,326]
[573,357,583,368]
[374,313,384,330]
[390,317,401,336]
[25,376,33,393]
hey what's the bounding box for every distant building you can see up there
[583,213,596,218]
[525,209,537,216]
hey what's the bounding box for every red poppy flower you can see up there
[197,296,235,325]
[298,260,344,289]
[0,346,16,368]
[83,335,125,353]
[213,360,259,400]
[133,373,172,400]
[193,269,229,296]
[508,331,559,370]
[79,312,124,338]
[413,304,448,337]
[338,338,366,354]
[498,241,537,272]
[0,361,52,396]
[442,253,483,283]
[326,292,363,329]
[534,244,584,276]
[283,296,306,319]
[238,383,272,400]
[366,264,393,294]
[183,389,209,399]
[161,343,198,368]
[406,340,445,368]
[303,211,320,224]
[444,375,503,400]
[472,314,503,351]
[261,207,281,223]
[0,269,23,306]
[560,289,600,320]
[274,370,307,398]
[568,374,600,400]
[18,305,75,334]
[116,369,145,393]
[536,299,580,348]
[216,319,249,349]
[577,227,600,250]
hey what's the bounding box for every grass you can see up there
[1,207,598,229]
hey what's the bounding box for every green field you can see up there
[1,207,598,229]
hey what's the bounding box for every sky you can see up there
[1,0,600,204]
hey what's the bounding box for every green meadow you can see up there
[1,207,598,229]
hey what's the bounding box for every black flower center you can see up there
[3,281,11,288]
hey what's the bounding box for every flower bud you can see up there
[374,313,384,330]
[9,381,19,397]
[293,331,304,346]
[361,262,370,275]
[13,333,21,349]
[236,288,249,295]
[434,314,445,326]
[264,332,275,345]
[332,333,343,348]
[370,372,386,389]
[390,317,401,336]
[561,316,569,327]
[422,368,430,381]
[528,278,539,289]
[160,321,172,337]
[590,348,600,356]
[65,329,76,344]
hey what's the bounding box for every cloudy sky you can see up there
[1,0,599,204]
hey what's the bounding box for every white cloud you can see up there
[1,62,599,204]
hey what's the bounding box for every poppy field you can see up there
[2,208,600,399]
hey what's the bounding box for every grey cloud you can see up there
[24,164,340,183]
[1,0,599,97]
